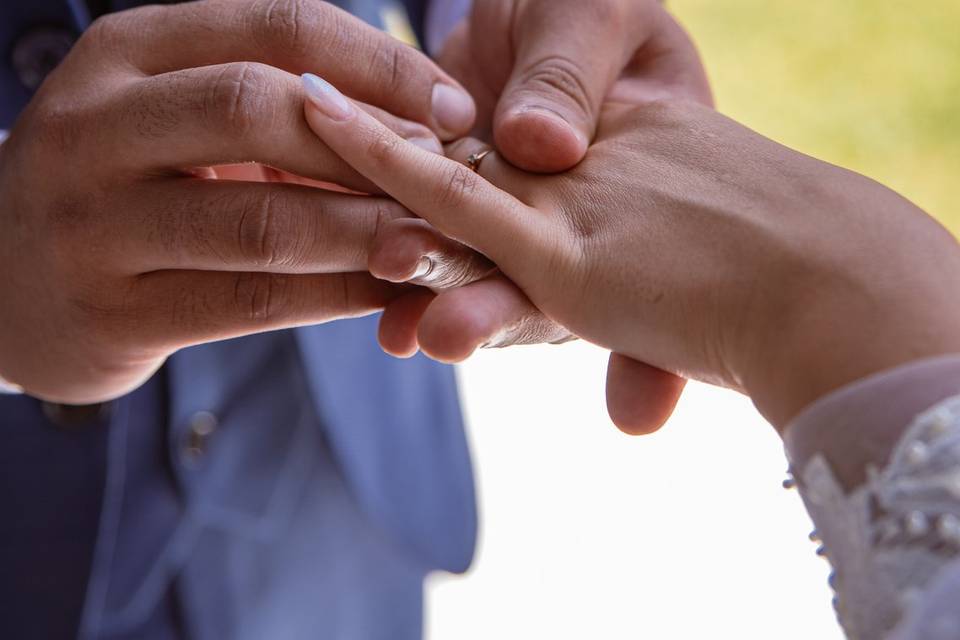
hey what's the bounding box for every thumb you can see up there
[492,2,643,173]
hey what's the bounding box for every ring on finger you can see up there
[465,149,493,173]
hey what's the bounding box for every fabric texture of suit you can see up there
[0,1,475,638]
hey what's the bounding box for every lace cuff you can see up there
[794,395,960,638]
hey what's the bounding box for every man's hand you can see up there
[438,0,712,172]
[0,0,477,404]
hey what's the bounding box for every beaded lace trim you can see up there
[798,394,960,639]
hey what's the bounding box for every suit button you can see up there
[12,26,77,91]
[42,402,110,427]
[182,411,218,464]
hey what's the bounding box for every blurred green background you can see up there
[671,0,960,231]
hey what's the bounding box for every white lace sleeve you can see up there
[796,395,960,639]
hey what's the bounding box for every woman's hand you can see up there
[372,0,714,433]
[303,79,960,429]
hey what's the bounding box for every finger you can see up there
[378,288,436,358]
[491,0,654,172]
[605,353,687,436]
[435,20,500,141]
[608,10,714,108]
[112,179,410,274]
[441,138,540,203]
[111,63,441,191]
[413,274,574,364]
[300,74,551,274]
[133,270,399,348]
[87,0,475,138]
[369,218,495,288]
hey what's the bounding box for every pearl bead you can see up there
[905,511,930,537]
[937,514,960,544]
[930,408,953,435]
[947,473,960,499]
[905,440,930,466]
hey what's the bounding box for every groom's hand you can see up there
[0,0,476,403]
[438,0,712,172]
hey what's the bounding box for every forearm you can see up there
[736,166,960,430]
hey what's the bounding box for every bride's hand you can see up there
[302,78,960,429]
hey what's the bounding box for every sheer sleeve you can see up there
[784,356,960,639]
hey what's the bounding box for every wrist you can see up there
[735,180,960,429]
[783,354,960,491]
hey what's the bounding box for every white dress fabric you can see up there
[794,393,960,639]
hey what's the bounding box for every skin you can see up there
[439,0,712,172]
[0,0,707,411]
[0,0,480,403]
[373,0,714,432]
[303,86,960,430]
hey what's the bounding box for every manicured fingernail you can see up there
[407,136,443,154]
[411,256,433,280]
[302,73,354,121]
[431,83,475,137]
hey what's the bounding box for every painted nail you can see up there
[407,136,443,154]
[302,73,354,121]
[431,83,475,137]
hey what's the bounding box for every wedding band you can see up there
[466,149,493,173]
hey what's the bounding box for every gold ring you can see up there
[466,149,493,173]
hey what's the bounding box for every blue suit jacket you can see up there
[0,1,475,638]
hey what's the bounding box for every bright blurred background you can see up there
[426,1,960,638]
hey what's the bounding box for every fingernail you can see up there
[514,105,588,147]
[302,73,354,121]
[407,136,443,155]
[411,256,433,280]
[431,83,475,137]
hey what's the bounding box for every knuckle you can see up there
[365,129,404,168]
[252,0,314,56]
[81,13,129,52]
[370,38,414,99]
[231,272,290,323]
[81,6,161,57]
[518,55,593,117]
[425,256,482,290]
[362,198,405,260]
[206,62,276,139]
[31,103,87,155]
[436,165,479,210]
[236,190,301,268]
